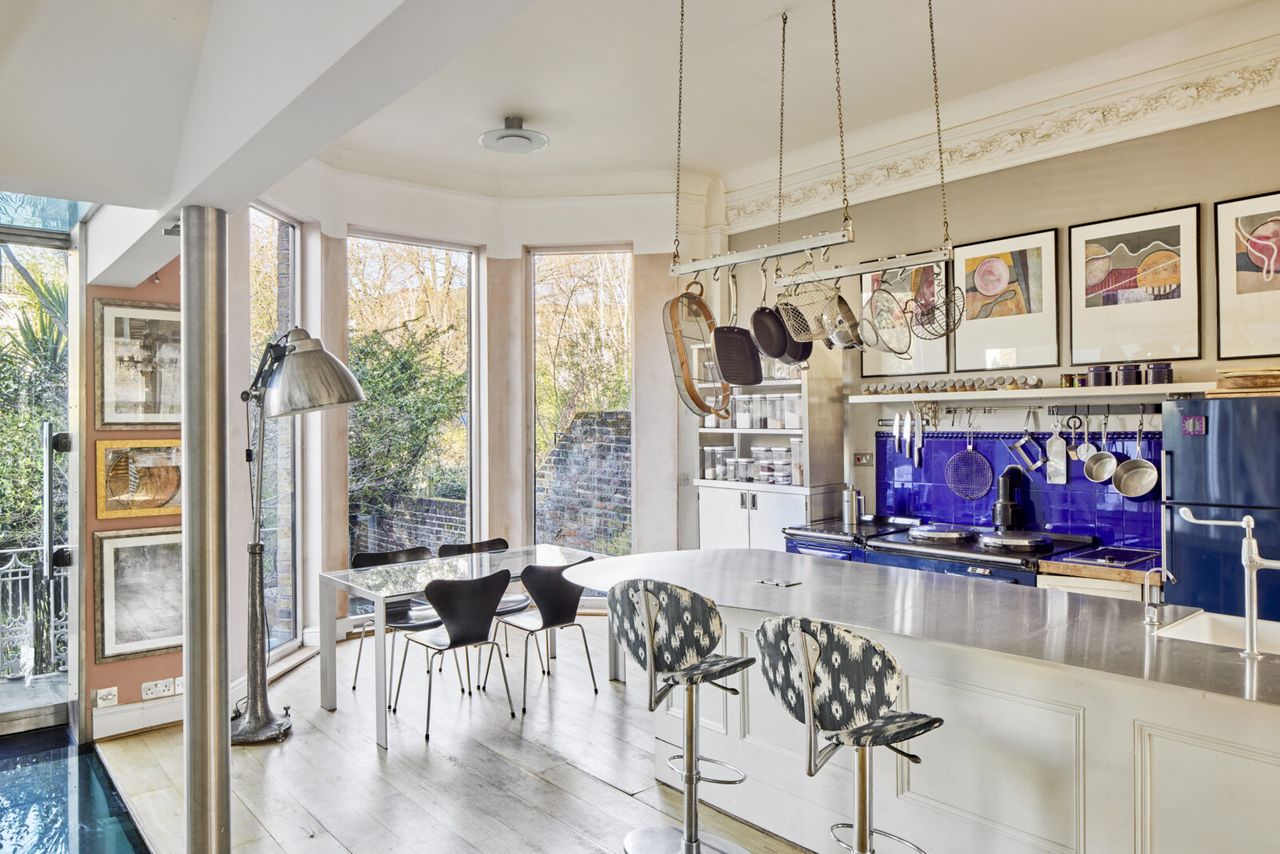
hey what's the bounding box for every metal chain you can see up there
[672,0,686,262]
[927,0,951,248]
[776,12,787,246]
[830,0,850,227]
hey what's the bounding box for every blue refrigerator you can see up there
[1162,398,1280,619]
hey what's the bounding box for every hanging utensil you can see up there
[1065,415,1084,461]
[1083,413,1118,484]
[945,410,993,499]
[1010,409,1045,471]
[823,284,863,350]
[1076,414,1098,459]
[711,267,763,386]
[892,412,902,455]
[1113,414,1159,498]
[859,286,913,357]
[663,278,730,419]
[1045,419,1068,485]
[913,404,924,468]
[903,408,913,460]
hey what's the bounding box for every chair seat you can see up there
[498,609,547,633]
[496,592,531,616]
[825,711,944,748]
[662,654,755,686]
[388,607,442,632]
[403,625,454,651]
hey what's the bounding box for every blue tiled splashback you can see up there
[875,431,1162,549]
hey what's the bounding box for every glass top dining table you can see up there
[317,543,601,750]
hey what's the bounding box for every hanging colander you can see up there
[859,286,913,357]
[663,280,730,419]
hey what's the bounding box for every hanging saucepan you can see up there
[711,267,763,386]
[1113,414,1159,498]
[822,282,862,350]
[663,278,731,419]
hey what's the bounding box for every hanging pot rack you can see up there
[773,246,952,288]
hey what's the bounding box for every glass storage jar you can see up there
[766,394,784,429]
[753,395,768,429]
[772,445,792,485]
[789,437,805,486]
[783,393,802,429]
[751,446,773,484]
[734,457,752,482]
[703,447,718,480]
[733,394,752,429]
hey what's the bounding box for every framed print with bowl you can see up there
[859,262,949,377]
[1215,190,1280,359]
[95,439,182,519]
[94,298,182,429]
[1069,205,1199,365]
[94,527,183,662]
[952,229,1058,371]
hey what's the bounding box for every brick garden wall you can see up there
[349,495,468,555]
[535,411,631,555]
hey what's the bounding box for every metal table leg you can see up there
[373,598,387,749]
[320,579,336,711]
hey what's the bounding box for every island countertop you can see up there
[569,548,1280,708]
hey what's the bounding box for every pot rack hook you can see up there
[820,246,831,264]
[712,266,721,282]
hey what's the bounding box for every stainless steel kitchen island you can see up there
[570,549,1280,854]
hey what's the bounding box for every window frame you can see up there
[525,244,635,551]
[249,202,302,657]
[345,227,481,547]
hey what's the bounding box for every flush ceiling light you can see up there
[479,116,549,153]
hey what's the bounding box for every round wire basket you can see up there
[902,262,965,341]
[776,281,839,343]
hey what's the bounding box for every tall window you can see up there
[532,251,633,555]
[248,207,297,651]
[346,235,473,556]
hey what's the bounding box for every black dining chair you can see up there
[435,537,530,658]
[393,570,517,740]
[349,546,446,694]
[482,557,597,713]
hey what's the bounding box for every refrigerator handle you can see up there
[1161,449,1173,502]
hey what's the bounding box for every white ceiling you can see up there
[319,0,1258,196]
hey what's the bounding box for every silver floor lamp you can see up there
[232,327,364,744]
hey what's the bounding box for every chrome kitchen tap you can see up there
[1178,507,1280,659]
[1142,566,1177,627]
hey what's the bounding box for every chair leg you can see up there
[681,684,701,850]
[464,647,473,696]
[575,624,598,694]
[351,626,366,690]
[488,642,515,719]
[386,632,396,710]
[534,630,546,674]
[504,622,510,657]
[483,643,496,690]
[452,649,464,693]
[425,651,436,742]
[522,630,531,714]
[544,632,552,676]
[392,638,412,713]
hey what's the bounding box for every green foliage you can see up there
[347,324,468,516]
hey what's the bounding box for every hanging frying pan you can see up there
[749,260,790,360]
[711,268,763,386]
[663,279,731,419]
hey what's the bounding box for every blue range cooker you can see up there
[864,524,1096,587]
[783,516,920,563]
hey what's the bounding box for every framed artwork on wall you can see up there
[1215,190,1280,360]
[951,229,1059,371]
[1068,205,1200,365]
[94,527,183,662]
[859,262,949,377]
[95,439,182,519]
[94,299,181,429]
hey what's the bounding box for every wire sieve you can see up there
[945,413,993,499]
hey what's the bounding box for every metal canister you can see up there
[1088,365,1113,386]
[1146,362,1174,384]
[1116,364,1143,386]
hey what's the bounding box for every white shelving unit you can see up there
[845,381,1214,406]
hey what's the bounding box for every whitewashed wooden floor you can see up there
[97,616,804,854]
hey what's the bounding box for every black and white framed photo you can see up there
[952,229,1059,371]
[94,298,182,429]
[1069,205,1200,365]
[859,263,949,377]
[94,527,182,662]
[1215,190,1280,360]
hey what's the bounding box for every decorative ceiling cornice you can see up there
[725,38,1280,233]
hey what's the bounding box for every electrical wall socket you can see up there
[96,686,118,708]
[174,676,184,694]
[141,677,175,701]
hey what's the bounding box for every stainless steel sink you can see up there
[1155,611,1280,656]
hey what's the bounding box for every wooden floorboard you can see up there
[97,616,806,854]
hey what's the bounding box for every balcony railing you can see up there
[0,546,69,679]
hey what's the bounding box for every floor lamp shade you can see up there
[263,328,364,418]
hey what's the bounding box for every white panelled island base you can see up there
[571,550,1280,854]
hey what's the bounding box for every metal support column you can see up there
[181,205,231,853]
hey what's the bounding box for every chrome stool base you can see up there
[831,824,928,854]
[623,826,750,854]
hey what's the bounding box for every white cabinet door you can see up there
[698,487,750,550]
[749,491,808,552]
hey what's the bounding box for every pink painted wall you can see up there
[82,257,183,706]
